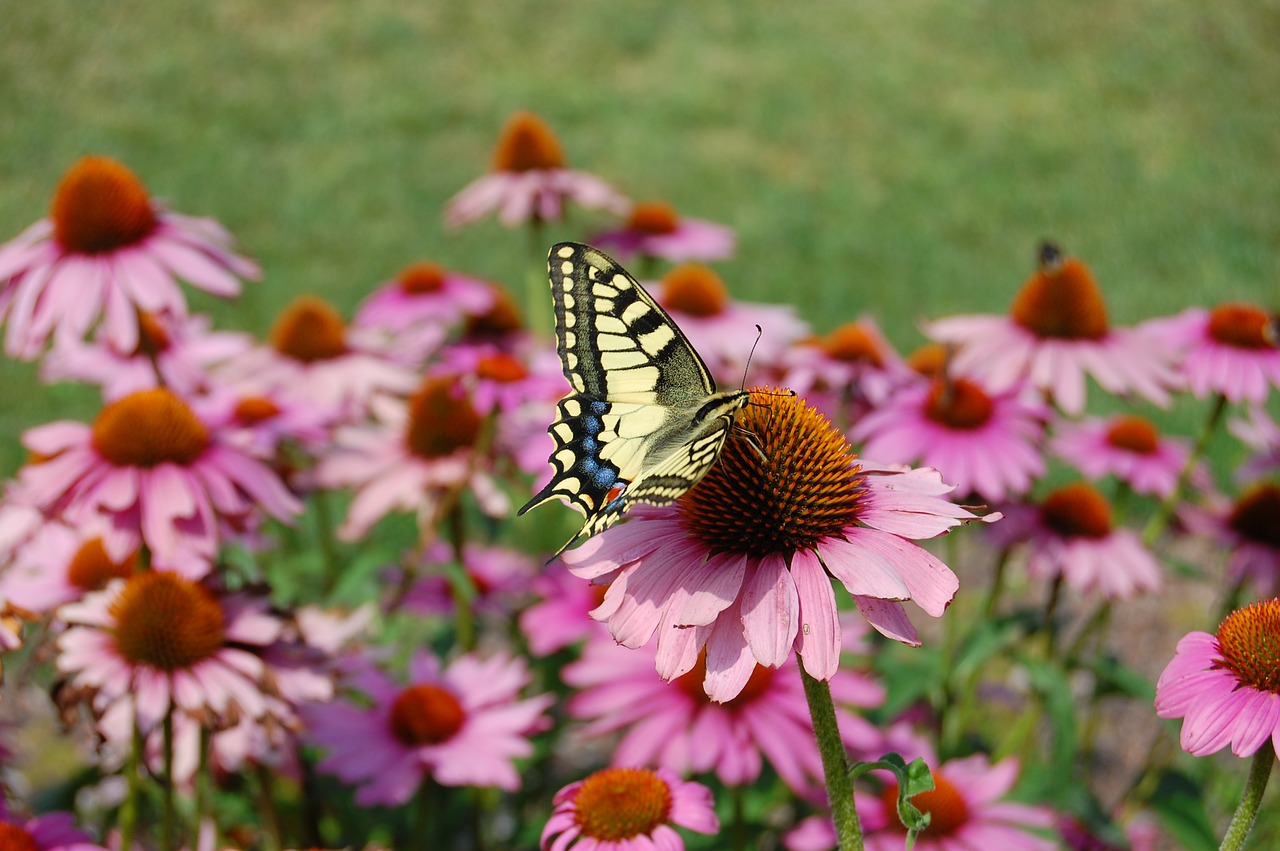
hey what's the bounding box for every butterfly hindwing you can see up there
[520,243,749,554]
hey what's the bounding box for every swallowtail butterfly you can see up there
[520,242,750,555]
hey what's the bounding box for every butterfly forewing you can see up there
[520,242,749,554]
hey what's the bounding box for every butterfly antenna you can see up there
[739,325,764,391]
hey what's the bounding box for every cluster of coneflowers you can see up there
[0,111,1274,851]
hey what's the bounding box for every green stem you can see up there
[982,547,1012,619]
[526,218,551,338]
[195,726,215,851]
[253,762,285,851]
[1219,743,1275,851]
[1143,393,1227,546]
[1041,575,1064,658]
[730,784,745,851]
[799,661,863,851]
[312,488,342,594]
[162,704,176,851]
[120,702,142,851]
[445,501,476,651]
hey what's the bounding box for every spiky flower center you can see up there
[51,155,158,255]
[1040,482,1112,539]
[1227,483,1280,549]
[233,396,283,426]
[0,822,40,851]
[573,768,673,842]
[133,312,172,358]
[491,111,565,172]
[91,388,210,468]
[465,287,523,338]
[822,323,885,366]
[388,684,466,746]
[924,378,993,430]
[397,262,446,294]
[270,296,349,363]
[109,572,225,671]
[475,352,528,383]
[1105,415,1159,455]
[673,650,775,705]
[880,772,970,835]
[404,376,482,459]
[1010,242,1109,340]
[626,201,679,234]
[68,539,137,592]
[661,265,729,317]
[680,389,862,555]
[1215,598,1280,694]
[1207,303,1273,350]
[907,343,949,377]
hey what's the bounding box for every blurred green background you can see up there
[2,0,1277,465]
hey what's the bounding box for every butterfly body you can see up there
[520,242,749,554]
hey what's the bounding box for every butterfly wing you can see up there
[519,243,748,553]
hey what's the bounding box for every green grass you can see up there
[1,0,1277,468]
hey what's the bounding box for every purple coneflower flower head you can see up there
[779,319,916,426]
[1230,405,1280,482]
[1147,302,1280,403]
[1156,598,1280,756]
[437,342,568,416]
[926,242,1178,414]
[991,483,1161,600]
[654,264,808,386]
[56,572,283,734]
[446,111,628,229]
[590,200,735,263]
[561,389,992,702]
[520,569,607,656]
[18,387,301,562]
[315,375,509,539]
[1183,483,1280,597]
[564,632,883,794]
[0,156,258,360]
[1050,414,1194,499]
[0,522,147,614]
[851,373,1048,503]
[303,650,552,805]
[400,541,538,619]
[541,767,718,851]
[355,261,496,338]
[0,802,105,851]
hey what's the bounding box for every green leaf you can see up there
[1019,656,1078,778]
[1149,769,1217,851]
[850,753,935,844]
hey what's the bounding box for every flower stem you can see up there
[1219,743,1275,851]
[120,702,142,851]
[526,218,551,338]
[312,488,342,595]
[162,704,176,851]
[195,726,216,851]
[799,661,863,851]
[1143,393,1227,546]
[254,762,285,851]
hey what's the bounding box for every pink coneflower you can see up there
[654,265,808,386]
[220,296,418,417]
[1183,483,1280,596]
[1147,302,1280,403]
[778,319,916,426]
[303,650,553,805]
[195,385,333,463]
[563,633,883,794]
[0,522,143,613]
[0,155,259,360]
[561,390,992,702]
[1230,405,1280,482]
[0,801,105,851]
[787,755,1055,851]
[17,387,301,562]
[354,261,496,335]
[926,243,1178,415]
[590,201,734,263]
[56,571,282,734]
[400,541,538,618]
[520,568,607,656]
[1156,598,1280,756]
[314,375,509,539]
[41,311,250,400]
[1050,414,1193,498]
[850,374,1048,502]
[541,767,718,851]
[445,111,627,228]
[991,483,1161,600]
[437,342,568,416]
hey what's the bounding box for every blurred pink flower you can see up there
[1156,598,1280,756]
[990,483,1161,600]
[18,387,301,562]
[303,650,552,805]
[1182,483,1280,597]
[0,155,258,360]
[1050,414,1194,498]
[520,568,605,656]
[561,391,991,702]
[777,319,915,426]
[315,375,509,539]
[437,342,568,416]
[787,754,1055,851]
[0,801,104,851]
[354,261,495,336]
[988,483,1162,596]
[0,522,143,613]
[851,374,1047,502]
[590,200,734,263]
[541,767,718,851]
[446,111,627,228]
[400,541,538,618]
[1230,405,1280,482]
[563,630,883,793]
[1147,303,1280,403]
[57,572,282,734]
[926,243,1178,415]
